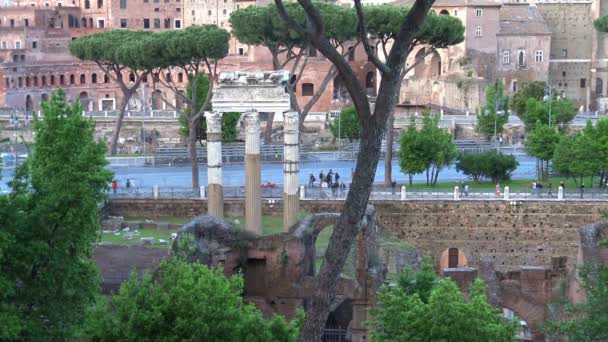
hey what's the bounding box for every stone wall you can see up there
[105,198,608,273]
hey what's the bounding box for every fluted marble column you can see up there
[244,110,261,233]
[283,112,299,231]
[205,111,223,218]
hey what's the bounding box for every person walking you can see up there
[319,171,324,185]
[126,179,131,190]
[464,183,469,197]
[580,182,585,199]
[309,173,315,187]
[335,172,340,183]
[547,183,553,198]
[112,179,118,194]
[537,182,543,198]
[327,169,333,184]
[332,180,339,197]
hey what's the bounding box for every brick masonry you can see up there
[105,198,608,273]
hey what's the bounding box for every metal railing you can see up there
[107,185,608,201]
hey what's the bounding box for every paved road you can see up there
[1,155,538,193]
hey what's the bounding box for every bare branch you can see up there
[354,0,390,74]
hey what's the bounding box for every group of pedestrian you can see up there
[308,169,347,197]
[110,179,135,194]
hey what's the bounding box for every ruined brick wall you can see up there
[106,199,608,273]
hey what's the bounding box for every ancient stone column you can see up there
[283,112,299,231]
[244,110,262,233]
[205,111,223,218]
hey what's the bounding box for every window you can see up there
[302,83,314,96]
[535,50,543,63]
[33,76,38,86]
[512,80,517,92]
[238,47,244,56]
[26,77,30,87]
[502,50,510,64]
[20,55,24,62]
[154,7,159,11]
[15,41,21,49]
[80,74,86,84]
[517,50,525,66]
[308,44,317,57]
[120,19,128,28]
[154,18,160,28]
[24,19,29,27]
[580,78,586,88]
[92,74,97,83]
[223,9,226,14]
[84,0,90,8]
[176,7,180,12]
[476,8,482,16]
[348,47,355,62]
[164,18,171,28]
[143,18,150,28]
[60,75,65,85]
[175,19,181,28]
[177,73,183,83]
[50,75,55,85]
[208,10,212,15]
[154,0,159,3]
[454,9,458,16]
[18,77,22,88]
[1,41,7,49]
[44,2,49,6]
[32,41,37,49]
[562,71,566,77]
[561,49,568,58]
[475,26,482,37]
[97,19,105,28]
[144,0,148,3]
[42,75,47,86]
[120,0,126,8]
[69,74,75,84]
[97,0,103,8]
[104,74,109,83]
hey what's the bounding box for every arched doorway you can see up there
[439,9,449,15]
[41,93,49,102]
[79,91,90,110]
[430,51,442,77]
[175,91,185,110]
[365,71,376,96]
[25,95,33,113]
[439,247,468,270]
[414,48,426,78]
[151,90,163,110]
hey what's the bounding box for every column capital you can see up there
[244,110,260,135]
[284,111,299,134]
[205,111,223,134]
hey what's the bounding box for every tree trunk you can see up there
[409,174,413,185]
[109,94,131,155]
[264,112,274,144]
[298,119,384,342]
[384,113,395,187]
[188,115,200,189]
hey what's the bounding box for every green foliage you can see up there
[398,113,457,185]
[456,151,519,183]
[230,2,357,51]
[594,15,608,32]
[523,97,576,131]
[546,262,608,341]
[81,259,303,341]
[364,5,464,48]
[511,81,546,117]
[476,81,509,140]
[551,131,601,185]
[329,106,361,142]
[370,262,517,342]
[525,124,560,162]
[0,90,112,340]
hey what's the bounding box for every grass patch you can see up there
[400,176,601,190]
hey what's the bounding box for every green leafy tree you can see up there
[456,151,519,183]
[70,30,155,155]
[476,80,509,141]
[362,5,464,186]
[143,25,229,188]
[81,259,302,341]
[370,261,517,341]
[511,81,546,117]
[594,15,608,32]
[525,123,560,180]
[0,90,112,340]
[231,2,358,143]
[523,97,576,131]
[329,106,361,142]
[552,132,601,186]
[419,113,457,185]
[398,118,427,185]
[582,118,608,187]
[178,73,240,145]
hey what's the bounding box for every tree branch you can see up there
[354,0,390,74]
